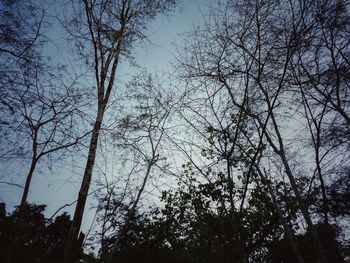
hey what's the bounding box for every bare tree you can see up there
[84,73,175,262]
[62,1,177,262]
[290,0,350,225]
[14,75,89,211]
[174,0,350,262]
[0,0,93,214]
[2,66,90,263]
[106,73,174,262]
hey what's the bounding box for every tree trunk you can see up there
[258,169,305,263]
[280,152,327,263]
[315,149,329,225]
[7,136,39,263]
[269,113,328,263]
[19,157,38,210]
[107,159,154,263]
[63,108,104,263]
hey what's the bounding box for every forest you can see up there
[0,0,349,262]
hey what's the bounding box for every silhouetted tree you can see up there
[63,1,177,262]
[0,202,75,263]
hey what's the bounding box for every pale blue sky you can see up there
[131,0,210,73]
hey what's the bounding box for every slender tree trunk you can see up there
[19,157,38,210]
[268,184,305,263]
[316,150,329,225]
[7,132,39,263]
[257,168,304,263]
[280,152,327,263]
[19,128,39,209]
[107,159,154,263]
[63,108,104,263]
[300,87,329,225]
[269,113,328,263]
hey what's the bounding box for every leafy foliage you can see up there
[0,202,77,263]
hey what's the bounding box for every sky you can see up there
[131,0,209,73]
[0,0,211,235]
